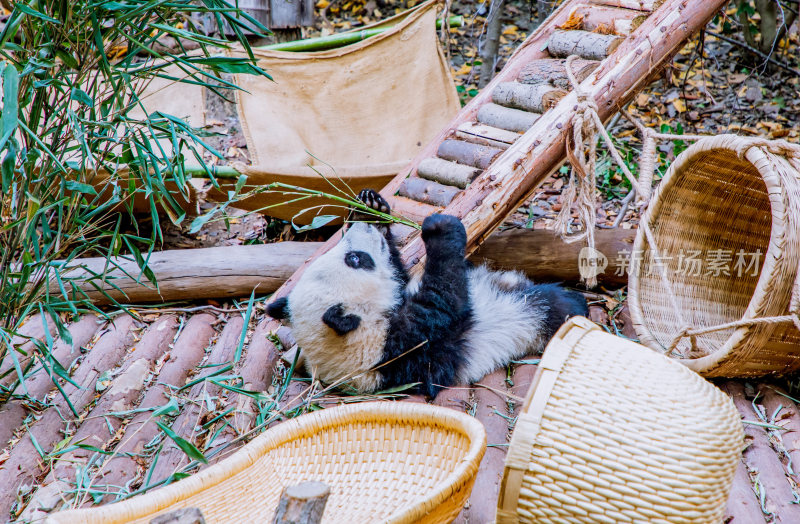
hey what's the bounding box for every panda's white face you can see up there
[286,222,402,391]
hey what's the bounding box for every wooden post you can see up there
[273,482,331,524]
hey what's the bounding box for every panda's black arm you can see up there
[377,214,471,397]
[322,303,362,335]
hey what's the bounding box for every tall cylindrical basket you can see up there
[628,134,800,376]
[497,316,743,523]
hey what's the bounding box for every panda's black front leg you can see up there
[352,188,409,284]
[379,214,471,397]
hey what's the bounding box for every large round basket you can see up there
[46,402,486,524]
[628,134,800,377]
[496,316,743,523]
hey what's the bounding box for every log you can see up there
[0,313,58,388]
[385,196,441,225]
[724,381,800,521]
[464,369,510,523]
[149,316,244,482]
[591,0,663,11]
[437,140,504,171]
[31,317,178,511]
[571,4,648,36]
[397,177,461,208]
[517,58,599,89]
[724,459,767,524]
[90,314,217,501]
[758,384,800,479]
[52,242,319,305]
[0,315,138,516]
[417,157,482,189]
[39,228,634,307]
[455,122,519,150]
[473,227,635,287]
[150,507,206,524]
[546,29,623,60]
[273,481,330,524]
[476,103,539,133]
[491,82,568,113]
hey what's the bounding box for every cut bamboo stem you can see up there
[418,157,482,189]
[492,82,567,113]
[261,16,464,52]
[547,29,623,60]
[437,140,504,170]
[476,103,540,133]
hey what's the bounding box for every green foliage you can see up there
[0,1,269,394]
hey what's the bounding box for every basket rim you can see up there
[628,134,785,371]
[47,401,487,524]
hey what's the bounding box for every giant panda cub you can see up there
[267,189,588,397]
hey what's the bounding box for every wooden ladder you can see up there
[266,0,726,301]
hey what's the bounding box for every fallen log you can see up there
[546,29,623,60]
[492,82,568,113]
[46,228,635,306]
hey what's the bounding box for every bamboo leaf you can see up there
[156,421,208,464]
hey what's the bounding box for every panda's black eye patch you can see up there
[344,250,375,270]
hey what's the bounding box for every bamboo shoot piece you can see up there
[437,139,504,170]
[398,177,461,207]
[476,103,540,132]
[547,29,623,60]
[417,157,482,189]
[518,58,599,88]
[455,122,519,149]
[491,82,568,112]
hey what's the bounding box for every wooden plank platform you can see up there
[2,304,799,523]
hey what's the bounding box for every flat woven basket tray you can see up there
[46,402,486,524]
[628,134,800,376]
[496,317,743,523]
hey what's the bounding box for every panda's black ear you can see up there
[267,297,290,320]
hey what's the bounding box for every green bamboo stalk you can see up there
[262,15,464,53]
[183,164,241,179]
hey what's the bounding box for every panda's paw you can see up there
[421,214,466,254]
[357,189,391,215]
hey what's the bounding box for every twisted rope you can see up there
[557,57,800,356]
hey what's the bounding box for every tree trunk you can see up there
[479,0,507,88]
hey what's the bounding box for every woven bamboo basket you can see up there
[496,316,743,524]
[46,402,486,524]
[628,134,800,377]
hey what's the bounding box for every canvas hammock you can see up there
[114,0,459,223]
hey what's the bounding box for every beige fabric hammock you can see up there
[214,0,459,222]
[105,0,458,223]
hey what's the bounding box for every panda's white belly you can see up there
[288,260,400,391]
